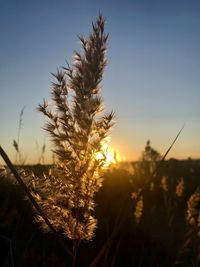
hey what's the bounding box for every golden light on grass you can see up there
[96,142,121,167]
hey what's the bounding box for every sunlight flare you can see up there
[96,142,121,167]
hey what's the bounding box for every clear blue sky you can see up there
[0,0,200,164]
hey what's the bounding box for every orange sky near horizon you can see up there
[1,1,200,165]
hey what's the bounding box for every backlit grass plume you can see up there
[32,15,114,241]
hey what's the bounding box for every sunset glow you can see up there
[96,143,121,167]
[0,1,200,164]
[1,2,200,266]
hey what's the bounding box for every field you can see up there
[1,10,200,267]
[1,158,200,267]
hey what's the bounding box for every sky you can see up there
[0,0,200,164]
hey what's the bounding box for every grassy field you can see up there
[1,14,199,267]
[0,159,200,267]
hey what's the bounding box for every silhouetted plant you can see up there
[35,139,46,164]
[13,106,26,165]
[184,187,200,264]
[30,15,114,244]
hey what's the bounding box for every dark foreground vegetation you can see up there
[1,158,200,267]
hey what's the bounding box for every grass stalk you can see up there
[136,123,185,202]
[0,145,73,259]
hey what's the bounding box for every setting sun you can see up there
[96,142,121,167]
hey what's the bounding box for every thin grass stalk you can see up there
[13,106,26,164]
[135,123,185,203]
[72,239,80,267]
[111,239,121,267]
[0,145,73,259]
[1,235,14,267]
[88,195,130,267]
[91,125,185,267]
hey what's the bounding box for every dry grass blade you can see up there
[13,106,26,164]
[89,127,185,267]
[131,124,186,228]
[89,195,130,267]
[0,145,73,258]
[160,123,185,162]
[141,123,185,191]
[0,235,14,267]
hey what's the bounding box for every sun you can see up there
[95,142,121,167]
